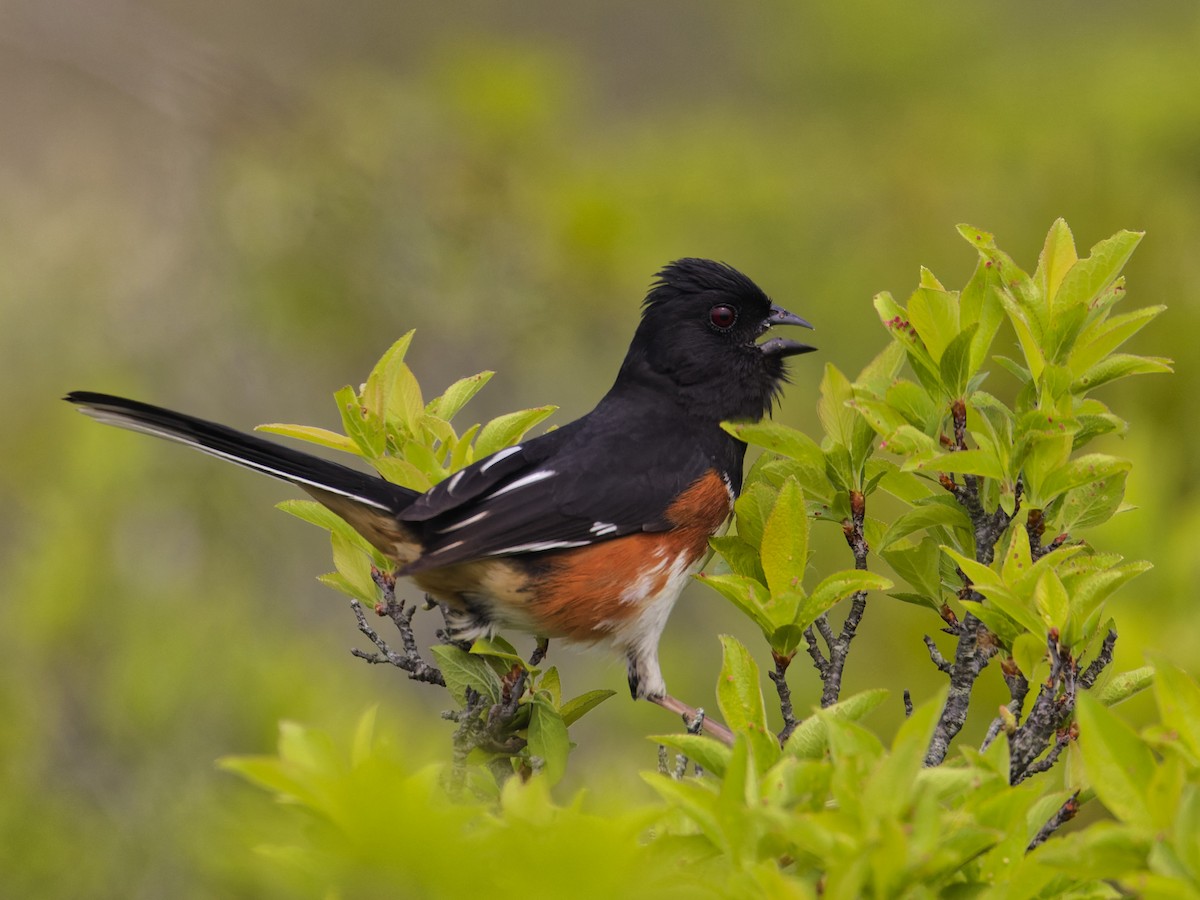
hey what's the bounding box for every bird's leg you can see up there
[650,694,734,746]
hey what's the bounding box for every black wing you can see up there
[400,416,715,573]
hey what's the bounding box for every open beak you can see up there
[758,303,816,357]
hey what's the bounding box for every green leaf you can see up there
[784,688,889,758]
[1072,353,1173,394]
[799,570,892,631]
[427,371,494,422]
[721,420,825,468]
[362,333,423,434]
[336,384,386,458]
[885,379,938,430]
[1034,217,1079,306]
[1149,655,1200,761]
[880,500,972,550]
[1096,667,1156,708]
[528,697,570,786]
[255,423,362,455]
[708,535,765,583]
[430,644,502,705]
[1011,632,1048,681]
[716,635,780,771]
[732,480,776,550]
[1040,454,1132,502]
[560,689,616,726]
[697,573,773,635]
[817,363,857,448]
[1076,691,1157,830]
[649,734,733,778]
[760,478,808,596]
[855,340,907,396]
[1058,468,1129,531]
[1033,569,1069,631]
[918,448,1005,480]
[469,635,526,666]
[1069,305,1166,375]
[1053,230,1142,315]
[880,536,943,600]
[276,499,389,567]
[474,405,557,459]
[938,324,979,396]
[907,286,960,363]
[329,532,377,600]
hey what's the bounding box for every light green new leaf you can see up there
[855,340,908,396]
[329,532,377,600]
[1097,666,1155,707]
[1075,691,1156,831]
[722,420,825,468]
[648,734,733,778]
[1053,230,1142,315]
[1035,217,1079,306]
[875,291,942,393]
[800,571,892,631]
[1148,654,1200,761]
[942,546,1003,592]
[698,573,773,635]
[1033,569,1070,631]
[907,286,960,363]
[1072,353,1173,395]
[370,455,434,491]
[918,448,1005,480]
[1069,305,1166,375]
[880,500,972,551]
[818,363,857,448]
[336,384,386,458]
[1058,469,1129,531]
[760,478,808,596]
[474,405,557,459]
[885,379,938,430]
[427,371,493,422]
[277,499,389,568]
[1011,632,1048,681]
[256,423,362,455]
[1040,453,1132,502]
[939,324,979,397]
[560,689,616,726]
[849,397,910,437]
[880,537,943,600]
[708,535,765,583]
[528,697,570,786]
[784,688,889,758]
[1000,524,1033,587]
[716,635,780,772]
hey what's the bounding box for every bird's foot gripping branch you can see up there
[216,223,1196,896]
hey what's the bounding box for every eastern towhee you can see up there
[66,259,814,741]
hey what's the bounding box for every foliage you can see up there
[211,221,1198,896]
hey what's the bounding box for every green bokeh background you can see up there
[2,2,1196,895]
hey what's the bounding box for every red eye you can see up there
[709,304,737,330]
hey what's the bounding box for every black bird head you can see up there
[617,258,815,421]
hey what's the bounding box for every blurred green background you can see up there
[2,1,1197,895]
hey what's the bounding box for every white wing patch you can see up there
[436,510,489,534]
[589,521,618,536]
[484,469,556,499]
[490,539,591,555]
[479,445,523,472]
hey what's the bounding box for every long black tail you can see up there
[64,391,419,514]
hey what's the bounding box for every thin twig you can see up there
[1027,791,1081,851]
[769,650,799,744]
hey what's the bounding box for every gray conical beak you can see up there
[759,304,816,357]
